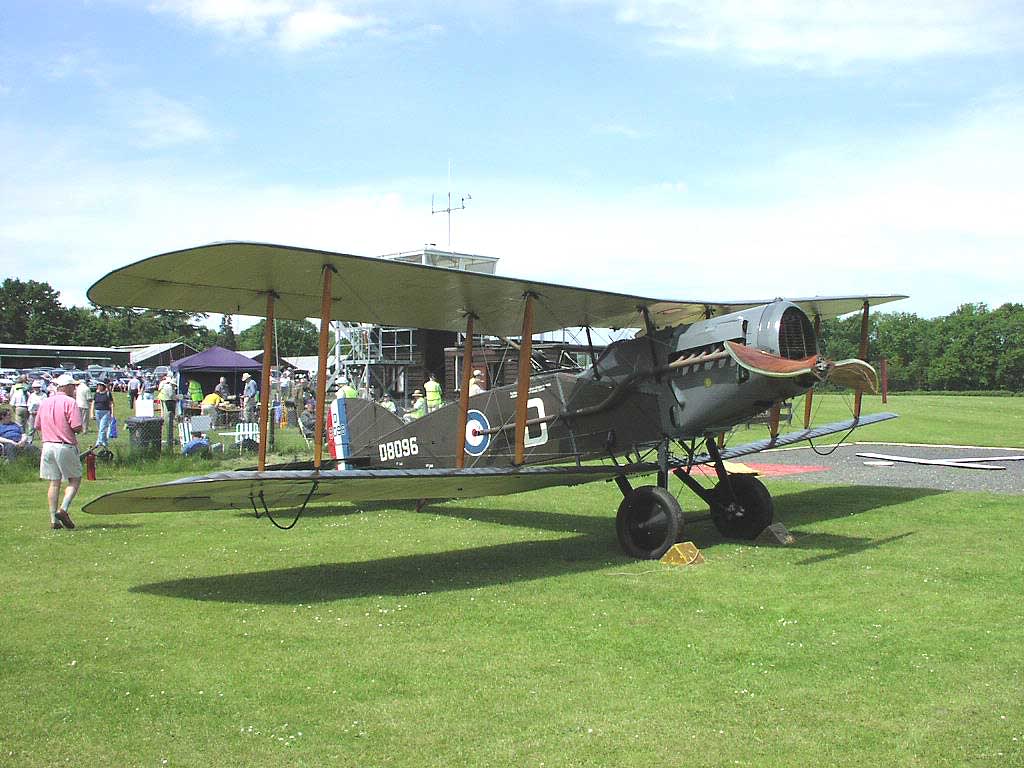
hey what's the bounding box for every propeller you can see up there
[723,341,879,394]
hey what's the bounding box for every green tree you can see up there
[237,319,320,357]
[993,303,1024,390]
[873,312,929,390]
[0,278,69,343]
[216,315,237,350]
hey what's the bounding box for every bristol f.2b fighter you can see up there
[84,242,905,559]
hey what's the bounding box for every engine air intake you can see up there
[778,307,817,360]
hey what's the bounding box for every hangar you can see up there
[0,343,131,369]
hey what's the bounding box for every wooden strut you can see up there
[313,264,336,470]
[769,402,781,441]
[257,292,276,472]
[804,313,822,429]
[454,315,476,469]
[853,300,869,419]
[513,293,536,466]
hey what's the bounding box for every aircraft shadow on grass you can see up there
[133,484,941,604]
[767,484,940,565]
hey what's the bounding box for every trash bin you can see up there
[126,416,163,455]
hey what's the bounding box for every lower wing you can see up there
[684,412,898,466]
[82,463,658,516]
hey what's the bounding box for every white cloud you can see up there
[149,0,292,38]
[2,92,1021,319]
[115,89,213,148]
[150,0,381,50]
[601,0,1023,68]
[278,2,375,51]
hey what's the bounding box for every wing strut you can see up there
[257,291,277,472]
[313,264,337,470]
[455,314,476,469]
[854,300,869,419]
[803,312,822,428]
[513,292,536,465]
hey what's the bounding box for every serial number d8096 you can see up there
[378,437,419,462]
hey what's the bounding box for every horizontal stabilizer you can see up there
[685,412,898,466]
[83,463,659,516]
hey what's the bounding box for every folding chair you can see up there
[178,415,220,453]
[227,421,260,453]
[297,417,314,449]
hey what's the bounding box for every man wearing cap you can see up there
[468,369,487,397]
[407,389,426,420]
[9,375,30,433]
[242,372,258,421]
[336,377,358,400]
[157,374,177,448]
[35,373,83,530]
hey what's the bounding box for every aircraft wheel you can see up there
[616,485,682,560]
[710,475,774,540]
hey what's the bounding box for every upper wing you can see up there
[86,241,907,335]
[82,463,658,516]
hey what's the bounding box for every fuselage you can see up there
[352,300,819,470]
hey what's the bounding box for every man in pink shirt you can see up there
[35,373,83,530]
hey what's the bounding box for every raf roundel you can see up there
[464,409,491,457]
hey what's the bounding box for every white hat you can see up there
[472,369,483,377]
[242,372,251,380]
[54,373,76,387]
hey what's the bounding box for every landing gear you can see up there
[615,485,682,560]
[709,475,773,540]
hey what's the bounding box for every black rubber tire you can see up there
[710,475,774,540]
[616,485,682,560]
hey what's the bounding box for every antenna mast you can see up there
[431,160,470,250]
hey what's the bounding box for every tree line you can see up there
[0,278,322,358]
[2,278,1021,390]
[821,302,1024,392]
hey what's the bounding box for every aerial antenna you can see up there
[431,159,470,251]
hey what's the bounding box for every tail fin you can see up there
[330,399,404,466]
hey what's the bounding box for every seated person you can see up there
[0,408,29,457]
[182,430,219,456]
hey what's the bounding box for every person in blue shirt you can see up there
[0,408,29,457]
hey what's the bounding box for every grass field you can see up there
[2,394,1022,766]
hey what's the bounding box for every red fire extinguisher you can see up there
[85,450,97,481]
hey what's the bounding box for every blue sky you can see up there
[2,0,1022,322]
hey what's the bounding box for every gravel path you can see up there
[753,443,1024,495]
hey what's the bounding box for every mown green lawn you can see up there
[783,391,1024,447]
[2,394,1022,766]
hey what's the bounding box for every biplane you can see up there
[84,242,905,559]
